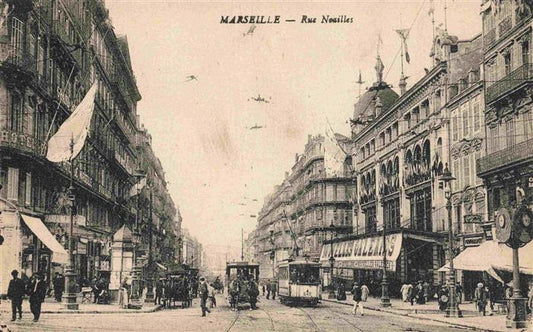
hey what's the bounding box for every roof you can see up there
[113,225,132,242]
[353,82,399,120]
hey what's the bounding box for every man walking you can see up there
[28,273,47,322]
[351,282,364,316]
[52,272,64,302]
[199,277,211,317]
[7,270,25,321]
[266,280,271,300]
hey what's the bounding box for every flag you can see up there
[46,82,98,163]
[129,177,147,197]
[395,28,411,63]
[324,123,347,177]
[428,0,435,16]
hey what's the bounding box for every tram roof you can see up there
[279,260,321,267]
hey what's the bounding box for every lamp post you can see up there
[380,212,391,307]
[62,138,79,310]
[177,237,183,265]
[132,169,145,298]
[145,189,154,302]
[269,227,275,279]
[439,164,462,318]
[328,221,336,299]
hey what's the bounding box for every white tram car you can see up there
[278,260,321,307]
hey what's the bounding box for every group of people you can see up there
[228,274,260,311]
[400,280,437,305]
[6,270,47,322]
[262,279,277,300]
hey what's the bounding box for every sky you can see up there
[104,0,481,250]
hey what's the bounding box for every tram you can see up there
[278,260,321,307]
[225,261,260,306]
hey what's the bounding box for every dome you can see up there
[353,82,399,120]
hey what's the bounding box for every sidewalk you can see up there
[0,296,162,315]
[321,293,526,332]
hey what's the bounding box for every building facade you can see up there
[321,29,488,295]
[253,134,354,278]
[0,0,182,294]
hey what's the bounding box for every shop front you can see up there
[320,229,444,298]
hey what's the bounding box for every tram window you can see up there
[289,265,320,284]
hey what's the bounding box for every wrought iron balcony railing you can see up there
[486,63,533,104]
[477,138,533,176]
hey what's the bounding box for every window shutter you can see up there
[7,167,19,201]
[25,172,32,206]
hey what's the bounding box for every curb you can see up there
[321,299,506,332]
[0,304,163,315]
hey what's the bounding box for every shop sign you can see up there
[319,233,402,272]
[46,214,87,226]
[464,214,483,224]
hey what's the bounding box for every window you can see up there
[452,114,459,141]
[10,17,24,54]
[463,104,470,137]
[435,90,442,111]
[9,93,23,132]
[504,51,512,76]
[473,101,481,132]
[405,113,412,129]
[384,198,400,229]
[365,206,377,233]
[522,40,530,65]
[464,157,471,187]
[525,111,533,140]
[392,122,398,139]
[506,118,516,147]
[411,188,432,231]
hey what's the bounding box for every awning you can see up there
[21,214,69,264]
[320,233,403,272]
[438,240,533,276]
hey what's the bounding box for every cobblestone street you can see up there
[2,295,476,332]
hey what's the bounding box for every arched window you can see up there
[414,145,422,163]
[423,140,431,165]
[405,150,413,164]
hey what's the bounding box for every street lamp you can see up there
[328,221,336,300]
[380,210,391,307]
[439,164,462,318]
[62,138,79,310]
[177,237,183,265]
[132,169,145,298]
[269,225,275,279]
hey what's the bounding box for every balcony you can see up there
[486,63,533,104]
[477,138,533,176]
[0,46,37,85]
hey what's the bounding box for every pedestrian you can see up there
[423,280,430,303]
[199,277,211,317]
[456,283,463,304]
[351,282,364,316]
[361,282,369,302]
[262,283,266,296]
[437,285,449,311]
[155,278,164,305]
[271,280,277,300]
[336,282,346,301]
[208,282,217,308]
[474,282,489,316]
[28,272,47,322]
[52,272,64,302]
[229,279,240,311]
[248,277,259,310]
[7,270,25,321]
[266,279,271,300]
[400,283,409,302]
